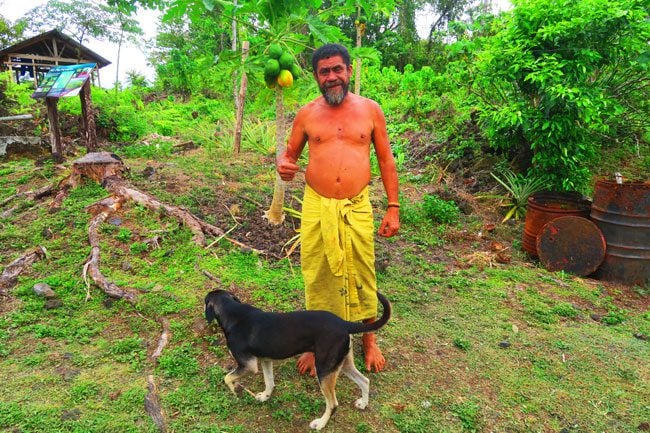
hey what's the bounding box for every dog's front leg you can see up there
[255,358,275,402]
[224,358,258,395]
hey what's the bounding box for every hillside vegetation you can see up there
[0,0,648,432]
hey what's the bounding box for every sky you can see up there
[2,0,511,89]
[1,0,159,88]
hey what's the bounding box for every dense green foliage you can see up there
[461,0,649,190]
[0,2,648,432]
[105,0,649,192]
[4,0,646,191]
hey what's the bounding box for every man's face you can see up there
[314,55,352,106]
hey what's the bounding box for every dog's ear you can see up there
[205,292,219,323]
[205,300,217,323]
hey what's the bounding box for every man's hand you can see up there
[378,208,400,238]
[277,154,300,181]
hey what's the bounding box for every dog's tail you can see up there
[347,292,391,334]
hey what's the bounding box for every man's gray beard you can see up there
[321,82,349,105]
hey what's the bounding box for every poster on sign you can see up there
[32,63,96,99]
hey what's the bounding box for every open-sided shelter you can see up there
[0,29,111,87]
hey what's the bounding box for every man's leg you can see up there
[297,352,316,376]
[362,318,385,373]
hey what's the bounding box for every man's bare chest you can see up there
[304,116,373,146]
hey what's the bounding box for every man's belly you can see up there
[305,168,371,199]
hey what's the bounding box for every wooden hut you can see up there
[0,30,111,161]
[0,29,111,87]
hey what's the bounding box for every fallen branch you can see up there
[0,247,47,296]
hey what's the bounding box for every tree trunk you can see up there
[354,4,362,95]
[115,29,123,88]
[80,80,97,152]
[232,0,239,112]
[264,89,286,225]
[45,97,63,163]
[233,41,249,155]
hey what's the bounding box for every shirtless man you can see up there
[277,43,400,374]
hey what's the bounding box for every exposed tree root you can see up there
[45,152,262,303]
[0,246,48,296]
[83,196,138,304]
[1,184,55,208]
[145,374,168,433]
[151,317,171,363]
[102,175,219,246]
[144,317,171,433]
[43,152,269,431]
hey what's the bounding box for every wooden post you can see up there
[32,59,38,88]
[233,41,249,155]
[79,80,97,152]
[231,0,239,112]
[45,97,63,162]
[354,4,363,95]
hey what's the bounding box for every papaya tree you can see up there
[232,0,350,225]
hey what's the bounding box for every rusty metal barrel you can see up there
[523,191,592,257]
[590,180,650,286]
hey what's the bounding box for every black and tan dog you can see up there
[204,289,391,430]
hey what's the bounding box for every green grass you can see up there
[0,149,648,433]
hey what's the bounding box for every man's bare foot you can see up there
[362,332,385,373]
[297,352,316,376]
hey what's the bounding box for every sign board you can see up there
[31,63,96,99]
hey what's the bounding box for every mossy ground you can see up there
[0,146,648,433]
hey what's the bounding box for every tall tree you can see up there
[0,12,27,48]
[24,0,141,45]
[150,6,230,97]
[423,0,471,50]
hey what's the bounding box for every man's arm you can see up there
[277,109,308,181]
[371,101,400,238]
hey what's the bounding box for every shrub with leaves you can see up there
[422,194,461,225]
[469,0,649,191]
[0,72,37,115]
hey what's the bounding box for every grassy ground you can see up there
[0,147,648,433]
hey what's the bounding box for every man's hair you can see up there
[311,44,351,71]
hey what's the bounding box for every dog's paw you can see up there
[309,417,328,430]
[255,392,271,402]
[354,398,368,410]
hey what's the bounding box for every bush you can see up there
[468,0,649,191]
[422,194,461,225]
